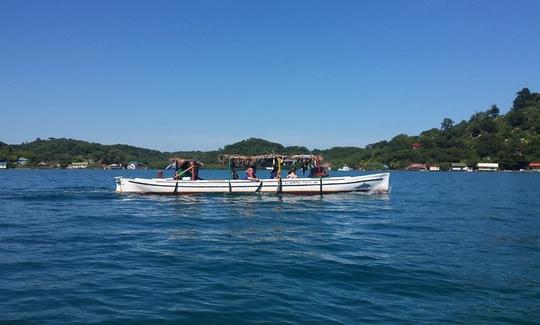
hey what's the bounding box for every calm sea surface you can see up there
[1,169,539,324]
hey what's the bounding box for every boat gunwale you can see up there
[125,176,386,189]
[118,189,376,195]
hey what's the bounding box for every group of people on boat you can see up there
[170,157,327,181]
[240,165,299,181]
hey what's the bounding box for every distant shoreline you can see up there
[1,88,540,171]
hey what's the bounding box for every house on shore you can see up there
[450,162,470,171]
[406,163,427,171]
[17,157,29,166]
[429,165,440,171]
[477,162,499,172]
[0,161,7,169]
[529,162,540,171]
[67,161,89,169]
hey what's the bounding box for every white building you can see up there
[450,162,468,171]
[0,161,7,169]
[17,157,28,165]
[67,161,89,169]
[477,162,499,172]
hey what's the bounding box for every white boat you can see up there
[114,154,390,195]
[115,173,389,194]
[338,165,352,172]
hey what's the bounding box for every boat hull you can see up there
[115,173,390,194]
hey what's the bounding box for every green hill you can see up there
[220,137,310,156]
[1,88,539,170]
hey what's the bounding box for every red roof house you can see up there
[529,162,540,170]
[406,163,427,171]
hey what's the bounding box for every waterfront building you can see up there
[406,163,427,171]
[477,162,499,172]
[67,161,89,169]
[17,157,29,165]
[529,162,540,171]
[0,161,7,169]
[450,162,469,171]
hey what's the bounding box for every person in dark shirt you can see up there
[175,160,193,180]
[269,166,279,179]
[231,163,239,180]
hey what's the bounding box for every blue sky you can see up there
[1,0,539,151]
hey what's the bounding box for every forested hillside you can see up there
[308,88,539,169]
[1,88,539,170]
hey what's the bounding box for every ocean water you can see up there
[1,169,539,324]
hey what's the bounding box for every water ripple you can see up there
[1,170,539,323]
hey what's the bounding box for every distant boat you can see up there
[127,161,146,170]
[338,165,352,172]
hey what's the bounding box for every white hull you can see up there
[115,173,389,194]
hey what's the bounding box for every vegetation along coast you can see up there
[1,88,539,172]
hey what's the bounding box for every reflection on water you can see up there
[124,191,390,206]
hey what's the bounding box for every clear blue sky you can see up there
[1,0,539,151]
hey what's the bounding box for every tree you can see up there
[513,88,531,110]
[440,118,454,131]
[487,105,500,118]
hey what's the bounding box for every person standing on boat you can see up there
[269,165,279,179]
[190,161,200,180]
[231,162,239,180]
[173,159,182,180]
[175,160,193,180]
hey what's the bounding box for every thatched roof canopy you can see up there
[219,154,323,166]
[166,157,204,169]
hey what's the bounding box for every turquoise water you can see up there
[1,169,539,323]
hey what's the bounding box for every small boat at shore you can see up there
[115,154,390,195]
[338,165,352,172]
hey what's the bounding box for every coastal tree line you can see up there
[1,88,539,170]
